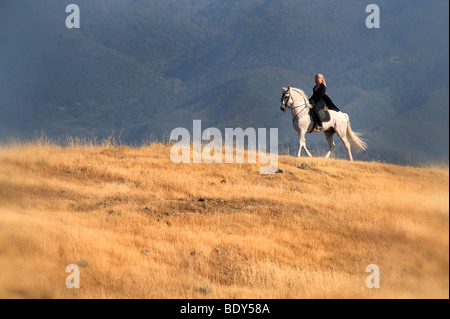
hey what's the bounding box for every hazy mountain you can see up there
[1,0,448,164]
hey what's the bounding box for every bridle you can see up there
[281,87,309,124]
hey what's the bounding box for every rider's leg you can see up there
[312,106,323,129]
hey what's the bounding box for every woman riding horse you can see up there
[309,74,340,130]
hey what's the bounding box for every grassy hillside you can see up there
[0,140,448,298]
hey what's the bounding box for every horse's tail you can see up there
[344,113,367,152]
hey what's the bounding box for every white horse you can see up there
[280,86,367,161]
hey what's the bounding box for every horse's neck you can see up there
[290,104,298,118]
[290,91,306,119]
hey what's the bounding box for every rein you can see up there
[288,89,309,125]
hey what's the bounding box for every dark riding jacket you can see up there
[310,83,340,112]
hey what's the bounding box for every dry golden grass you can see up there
[0,140,448,299]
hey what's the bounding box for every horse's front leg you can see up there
[298,131,312,157]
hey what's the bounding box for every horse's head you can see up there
[280,87,292,112]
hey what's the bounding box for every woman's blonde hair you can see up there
[315,74,326,86]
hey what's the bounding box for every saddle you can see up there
[309,107,331,123]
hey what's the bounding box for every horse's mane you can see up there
[290,87,312,108]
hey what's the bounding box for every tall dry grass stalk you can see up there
[0,140,448,298]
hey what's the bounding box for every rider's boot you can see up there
[312,109,323,130]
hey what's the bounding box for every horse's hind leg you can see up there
[298,130,312,157]
[324,130,335,158]
[336,130,353,161]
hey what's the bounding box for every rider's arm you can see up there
[310,83,326,103]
